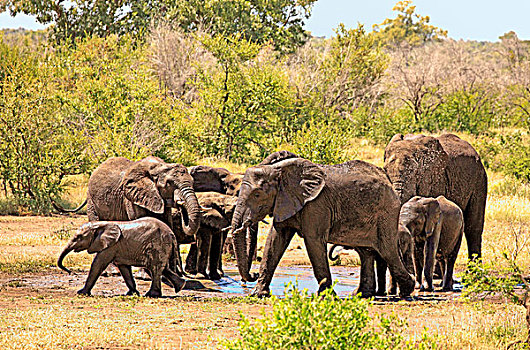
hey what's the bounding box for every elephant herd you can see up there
[57,133,487,299]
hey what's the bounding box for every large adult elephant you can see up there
[230,151,415,298]
[384,133,487,259]
[87,156,201,238]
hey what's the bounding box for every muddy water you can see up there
[5,264,462,301]
[203,265,360,297]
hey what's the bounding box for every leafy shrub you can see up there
[224,284,406,350]
[291,119,351,165]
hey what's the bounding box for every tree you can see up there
[372,0,447,47]
[1,0,316,52]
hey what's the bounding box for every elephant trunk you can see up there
[175,183,201,237]
[231,204,257,282]
[57,244,73,274]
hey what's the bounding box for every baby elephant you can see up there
[57,217,186,297]
[399,195,464,292]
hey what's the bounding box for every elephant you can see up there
[57,217,186,297]
[87,156,201,238]
[187,165,258,278]
[172,192,239,280]
[384,133,487,260]
[397,196,464,292]
[189,165,243,196]
[230,151,415,298]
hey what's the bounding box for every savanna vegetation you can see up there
[1,0,530,349]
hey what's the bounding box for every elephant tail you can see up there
[52,199,88,214]
[328,244,341,261]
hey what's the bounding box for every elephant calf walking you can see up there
[57,217,186,297]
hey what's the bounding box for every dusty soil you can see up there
[0,215,510,349]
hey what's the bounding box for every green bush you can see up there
[291,119,351,165]
[224,284,407,350]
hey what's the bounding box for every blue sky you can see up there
[1,0,529,42]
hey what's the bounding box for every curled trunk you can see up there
[231,204,257,282]
[57,245,73,274]
[175,183,201,237]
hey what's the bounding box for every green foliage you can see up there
[3,0,316,52]
[223,283,407,350]
[317,23,388,113]
[166,0,317,54]
[291,119,351,165]
[192,33,301,163]
[372,0,447,47]
[473,131,530,183]
[0,38,89,213]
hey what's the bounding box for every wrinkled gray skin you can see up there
[395,196,464,292]
[173,192,238,280]
[87,156,201,239]
[384,133,487,260]
[189,165,243,196]
[187,165,258,279]
[57,217,186,297]
[230,152,415,298]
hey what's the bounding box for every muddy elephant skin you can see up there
[384,133,487,260]
[189,165,243,196]
[398,196,464,292]
[87,156,201,238]
[173,192,242,280]
[57,217,186,297]
[230,152,415,298]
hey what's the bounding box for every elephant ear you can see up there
[88,223,122,254]
[122,162,164,214]
[272,158,325,222]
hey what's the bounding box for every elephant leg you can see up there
[86,198,99,222]
[217,230,228,277]
[208,230,223,280]
[463,193,486,260]
[162,267,186,294]
[442,234,463,291]
[78,251,113,296]
[421,236,439,292]
[185,243,198,275]
[375,253,387,296]
[304,236,332,293]
[253,226,296,297]
[117,264,139,296]
[145,265,163,298]
[355,247,376,298]
[196,229,212,279]
[412,242,424,289]
[378,228,415,297]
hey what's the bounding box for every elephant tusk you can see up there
[221,225,232,233]
[176,200,185,206]
[200,206,213,212]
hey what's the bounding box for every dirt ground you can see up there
[0,215,526,349]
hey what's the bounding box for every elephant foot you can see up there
[355,289,375,298]
[398,277,415,298]
[376,289,387,297]
[440,285,453,292]
[242,273,259,283]
[217,269,225,277]
[419,285,434,292]
[172,278,186,294]
[144,289,162,298]
[126,289,140,296]
[208,271,222,281]
[77,288,91,296]
[251,286,271,298]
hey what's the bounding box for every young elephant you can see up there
[57,217,186,297]
[400,196,464,292]
[174,192,239,280]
